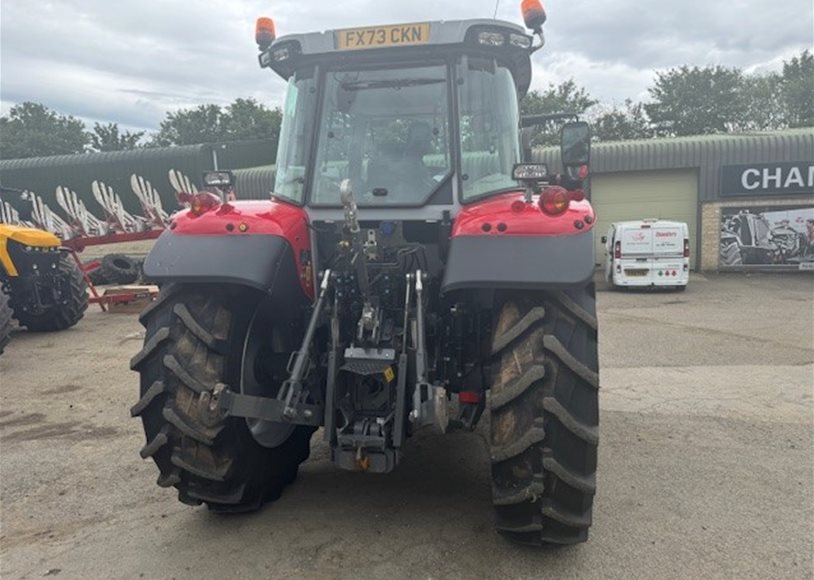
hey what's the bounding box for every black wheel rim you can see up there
[240,304,296,448]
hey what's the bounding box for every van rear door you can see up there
[651,224,686,282]
[652,224,683,257]
[618,224,654,281]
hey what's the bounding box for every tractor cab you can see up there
[257,16,587,219]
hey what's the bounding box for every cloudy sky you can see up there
[1,0,812,133]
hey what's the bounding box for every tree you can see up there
[223,98,283,143]
[151,98,282,146]
[520,80,598,146]
[644,65,746,136]
[90,122,145,152]
[151,104,225,146]
[0,102,89,159]
[592,100,653,142]
[740,73,784,132]
[778,50,814,128]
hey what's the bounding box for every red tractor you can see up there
[132,1,599,546]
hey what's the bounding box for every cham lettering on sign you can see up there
[720,162,814,197]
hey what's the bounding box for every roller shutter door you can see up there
[590,169,699,268]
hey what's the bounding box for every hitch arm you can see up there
[279,269,332,419]
[217,387,322,426]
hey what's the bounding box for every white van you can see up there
[602,219,690,290]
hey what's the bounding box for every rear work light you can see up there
[272,45,291,61]
[513,163,548,181]
[509,33,532,48]
[614,241,621,259]
[684,238,690,258]
[478,31,505,46]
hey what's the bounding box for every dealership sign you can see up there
[721,162,814,197]
[719,204,814,270]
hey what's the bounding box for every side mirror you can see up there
[560,121,591,167]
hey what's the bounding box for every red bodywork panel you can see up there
[452,188,596,237]
[169,199,314,298]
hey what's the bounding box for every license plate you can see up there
[335,23,431,50]
[625,269,649,277]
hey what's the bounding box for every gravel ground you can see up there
[1,273,812,580]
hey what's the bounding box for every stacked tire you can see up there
[89,254,142,285]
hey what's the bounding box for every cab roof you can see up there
[260,19,533,96]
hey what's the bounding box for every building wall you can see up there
[700,195,814,271]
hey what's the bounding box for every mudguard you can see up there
[143,200,314,299]
[441,191,596,292]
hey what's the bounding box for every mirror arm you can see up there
[529,30,545,54]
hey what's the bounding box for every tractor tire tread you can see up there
[489,285,599,547]
[172,303,228,354]
[130,327,170,371]
[161,403,221,445]
[133,284,314,513]
[489,365,546,410]
[130,380,167,417]
[139,426,169,459]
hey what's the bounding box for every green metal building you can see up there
[0,139,276,215]
[535,128,813,271]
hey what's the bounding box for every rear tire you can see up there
[130,284,314,512]
[0,287,13,354]
[489,284,599,545]
[12,253,88,332]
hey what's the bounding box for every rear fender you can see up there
[143,200,314,299]
[441,191,596,292]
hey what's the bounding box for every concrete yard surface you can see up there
[1,273,812,579]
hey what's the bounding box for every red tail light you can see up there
[614,241,621,259]
[568,189,585,202]
[539,187,569,215]
[683,239,690,258]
